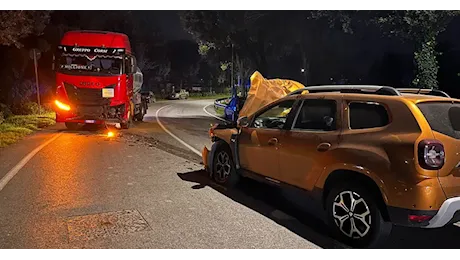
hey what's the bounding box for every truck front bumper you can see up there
[424,197,460,228]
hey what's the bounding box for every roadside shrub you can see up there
[6,114,55,128]
[12,102,42,115]
[0,103,13,118]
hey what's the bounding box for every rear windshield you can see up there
[417,102,460,139]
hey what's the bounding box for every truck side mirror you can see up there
[237,116,249,128]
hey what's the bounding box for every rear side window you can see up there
[293,99,337,131]
[417,102,460,139]
[349,102,389,129]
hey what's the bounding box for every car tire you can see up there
[211,141,239,188]
[325,182,392,248]
[65,122,79,130]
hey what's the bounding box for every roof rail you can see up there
[287,85,402,97]
[396,88,451,98]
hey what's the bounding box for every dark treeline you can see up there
[2,10,460,114]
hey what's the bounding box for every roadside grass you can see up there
[214,106,225,117]
[0,112,56,148]
[155,93,231,101]
[188,93,231,100]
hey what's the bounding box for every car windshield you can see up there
[58,54,123,76]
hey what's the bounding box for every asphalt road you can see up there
[1,99,460,249]
[0,100,321,249]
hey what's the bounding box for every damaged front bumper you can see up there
[202,146,210,172]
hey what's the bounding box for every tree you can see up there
[316,11,460,89]
[375,11,460,89]
[0,11,51,47]
[180,11,287,86]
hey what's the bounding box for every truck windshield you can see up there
[58,54,123,76]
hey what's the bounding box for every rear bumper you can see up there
[424,197,460,228]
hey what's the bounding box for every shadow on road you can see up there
[177,169,460,249]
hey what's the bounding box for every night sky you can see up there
[153,11,193,41]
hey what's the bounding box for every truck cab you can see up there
[53,30,147,129]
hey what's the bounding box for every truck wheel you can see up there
[211,141,239,188]
[65,122,79,130]
[325,183,392,248]
[134,106,145,122]
[121,111,132,129]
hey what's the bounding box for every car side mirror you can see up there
[237,116,249,128]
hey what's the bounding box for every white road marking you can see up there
[203,103,230,122]
[156,105,202,156]
[0,133,62,192]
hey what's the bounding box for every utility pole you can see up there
[231,43,234,92]
[30,48,41,114]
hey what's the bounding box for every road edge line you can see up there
[203,104,230,123]
[0,133,63,192]
[156,105,202,157]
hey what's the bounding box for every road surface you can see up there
[0,99,460,248]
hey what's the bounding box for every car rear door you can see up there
[278,96,342,191]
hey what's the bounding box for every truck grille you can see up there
[64,83,112,106]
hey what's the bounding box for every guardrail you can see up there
[214,97,230,110]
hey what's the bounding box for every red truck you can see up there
[53,30,147,130]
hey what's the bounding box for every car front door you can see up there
[238,98,298,182]
[278,97,342,191]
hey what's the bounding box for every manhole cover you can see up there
[66,209,151,242]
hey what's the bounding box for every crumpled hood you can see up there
[238,71,306,118]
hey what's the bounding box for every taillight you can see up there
[418,139,445,170]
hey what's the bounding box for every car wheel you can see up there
[326,183,392,248]
[212,141,239,187]
[65,122,79,130]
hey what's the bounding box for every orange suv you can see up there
[202,85,460,248]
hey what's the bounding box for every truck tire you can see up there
[121,110,132,129]
[325,182,392,248]
[211,141,240,188]
[134,105,145,122]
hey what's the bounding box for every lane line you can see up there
[158,103,302,234]
[203,104,230,123]
[156,105,202,156]
[0,133,63,192]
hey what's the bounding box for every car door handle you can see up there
[268,138,279,146]
[317,142,331,152]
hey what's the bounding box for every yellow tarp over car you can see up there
[238,71,307,118]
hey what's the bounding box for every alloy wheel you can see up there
[332,190,372,239]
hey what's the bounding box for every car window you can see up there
[417,102,460,139]
[349,102,389,129]
[252,100,296,129]
[293,99,337,131]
